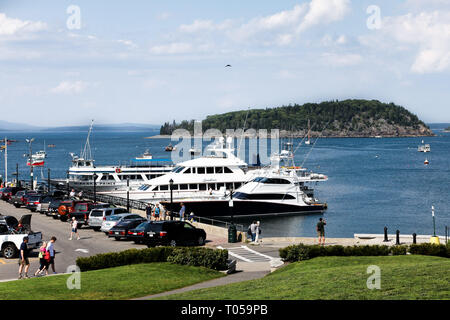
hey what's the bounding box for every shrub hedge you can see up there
[279,243,450,262]
[76,247,228,272]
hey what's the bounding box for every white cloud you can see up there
[149,42,193,55]
[297,0,351,32]
[50,81,88,94]
[361,10,450,73]
[0,13,47,36]
[117,39,138,48]
[321,52,363,66]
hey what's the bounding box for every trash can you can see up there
[228,224,237,243]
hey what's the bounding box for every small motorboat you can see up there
[135,149,153,161]
[165,144,176,152]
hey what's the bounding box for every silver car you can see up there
[100,213,145,234]
[88,207,129,231]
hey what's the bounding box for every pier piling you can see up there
[396,230,400,245]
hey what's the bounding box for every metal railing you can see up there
[193,216,244,232]
[82,190,152,211]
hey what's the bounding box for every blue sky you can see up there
[1,0,449,126]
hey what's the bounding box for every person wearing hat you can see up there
[18,236,30,279]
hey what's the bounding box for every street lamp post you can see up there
[229,189,234,224]
[93,173,98,203]
[26,138,34,190]
[169,179,174,221]
[66,170,70,196]
[432,206,436,237]
[126,176,130,212]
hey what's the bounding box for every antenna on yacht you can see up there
[81,120,94,160]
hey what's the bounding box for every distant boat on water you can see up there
[418,140,431,152]
[165,144,176,152]
[135,149,153,161]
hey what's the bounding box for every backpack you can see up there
[44,250,51,262]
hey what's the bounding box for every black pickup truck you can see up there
[68,202,114,227]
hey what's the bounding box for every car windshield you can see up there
[107,215,127,221]
[28,196,40,202]
[74,204,88,211]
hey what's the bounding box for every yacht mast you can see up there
[81,120,94,160]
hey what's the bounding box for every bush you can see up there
[279,244,313,262]
[76,247,175,272]
[167,247,228,270]
[390,245,408,255]
[409,243,448,257]
[76,247,228,272]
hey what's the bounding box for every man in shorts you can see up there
[18,237,30,279]
[69,217,80,240]
[153,203,160,221]
[46,236,57,274]
[316,218,326,246]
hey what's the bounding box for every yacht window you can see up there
[208,184,216,190]
[191,167,196,174]
[189,184,197,190]
[100,175,107,181]
[172,166,185,173]
[85,162,91,166]
[171,184,179,190]
[197,167,205,174]
[224,167,233,173]
[233,192,295,200]
[160,185,169,191]
[215,167,223,174]
[108,175,115,181]
[234,182,242,189]
[217,183,225,188]
[226,183,234,190]
[199,184,207,191]
[180,184,188,190]
[206,167,214,174]
[183,168,191,174]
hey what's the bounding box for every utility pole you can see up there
[4,137,7,186]
[26,138,35,190]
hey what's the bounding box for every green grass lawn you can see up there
[1,263,224,300]
[159,255,450,300]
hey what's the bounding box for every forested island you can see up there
[160,99,434,138]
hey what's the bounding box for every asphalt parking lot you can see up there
[0,200,145,281]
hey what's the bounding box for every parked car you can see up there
[25,195,46,212]
[100,213,145,234]
[1,187,25,202]
[57,200,86,222]
[108,216,147,240]
[88,207,130,231]
[127,221,206,247]
[10,190,38,208]
[36,196,55,214]
[47,199,64,218]
[0,214,42,259]
[67,202,114,227]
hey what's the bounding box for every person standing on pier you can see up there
[179,203,186,221]
[249,221,257,242]
[153,203,160,221]
[69,217,80,240]
[316,218,326,246]
[69,189,76,198]
[146,204,152,221]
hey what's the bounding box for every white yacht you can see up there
[160,147,328,217]
[104,137,253,201]
[51,121,173,192]
[418,141,431,152]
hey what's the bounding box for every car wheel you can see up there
[169,240,177,247]
[93,227,100,231]
[52,215,58,219]
[198,236,205,246]
[114,237,121,241]
[14,204,20,208]
[2,244,18,259]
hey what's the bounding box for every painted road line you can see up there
[0,259,6,265]
[217,246,253,262]
[241,246,274,261]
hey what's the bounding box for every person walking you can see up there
[18,237,30,279]
[146,204,152,221]
[316,218,326,246]
[46,237,57,274]
[249,221,257,242]
[69,217,80,240]
[255,221,261,244]
[34,241,49,277]
[153,203,160,221]
[179,203,185,221]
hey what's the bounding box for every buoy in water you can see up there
[424,159,429,165]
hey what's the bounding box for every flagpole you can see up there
[4,137,7,186]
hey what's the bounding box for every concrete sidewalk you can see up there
[132,261,271,300]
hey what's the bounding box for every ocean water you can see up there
[0,126,449,238]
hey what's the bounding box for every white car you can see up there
[100,213,145,234]
[0,214,42,259]
[88,207,129,231]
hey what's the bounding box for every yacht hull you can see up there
[160,199,327,217]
